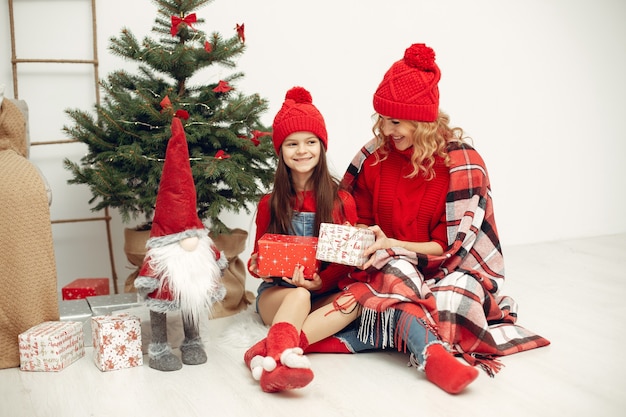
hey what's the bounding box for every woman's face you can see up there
[281,131,321,176]
[378,115,416,151]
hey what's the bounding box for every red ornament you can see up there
[212,80,233,93]
[204,41,212,53]
[170,13,197,37]
[235,23,245,43]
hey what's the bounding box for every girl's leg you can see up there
[245,286,315,392]
[244,286,311,369]
[301,292,385,354]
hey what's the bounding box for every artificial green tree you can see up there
[63,0,275,233]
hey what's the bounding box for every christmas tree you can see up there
[63,0,276,233]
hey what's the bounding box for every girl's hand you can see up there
[249,253,274,282]
[282,265,322,291]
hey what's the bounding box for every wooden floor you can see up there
[1,233,625,417]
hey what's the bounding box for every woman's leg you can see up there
[394,311,478,395]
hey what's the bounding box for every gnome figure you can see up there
[135,117,227,372]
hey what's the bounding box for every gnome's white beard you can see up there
[147,234,223,324]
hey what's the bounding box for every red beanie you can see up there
[373,43,441,122]
[271,86,328,154]
[150,117,204,238]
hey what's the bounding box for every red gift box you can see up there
[62,278,110,300]
[257,234,319,279]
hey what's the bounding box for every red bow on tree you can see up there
[160,95,172,111]
[235,23,245,43]
[212,80,232,93]
[215,150,230,159]
[171,13,197,37]
[251,130,270,146]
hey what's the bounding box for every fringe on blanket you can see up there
[358,307,396,349]
[461,352,504,377]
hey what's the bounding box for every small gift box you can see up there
[315,223,375,267]
[59,298,93,346]
[92,313,143,371]
[62,278,110,300]
[86,293,142,316]
[18,321,85,372]
[257,233,319,279]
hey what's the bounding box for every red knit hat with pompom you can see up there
[373,43,441,122]
[271,86,328,154]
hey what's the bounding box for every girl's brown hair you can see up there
[267,145,343,236]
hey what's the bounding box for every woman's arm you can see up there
[361,225,444,269]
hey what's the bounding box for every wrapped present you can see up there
[59,298,93,346]
[257,233,319,279]
[18,321,85,372]
[62,278,110,300]
[315,223,375,267]
[92,314,143,371]
[86,293,142,316]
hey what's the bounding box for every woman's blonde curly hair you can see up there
[372,110,466,180]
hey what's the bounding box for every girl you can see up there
[244,86,359,393]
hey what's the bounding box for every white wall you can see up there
[2,0,625,293]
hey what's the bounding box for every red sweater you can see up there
[250,189,358,293]
[352,146,449,252]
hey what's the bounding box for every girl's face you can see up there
[281,131,321,177]
[378,115,416,151]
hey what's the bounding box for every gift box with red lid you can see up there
[257,233,319,279]
[315,223,375,267]
[62,278,110,300]
[92,313,143,371]
[18,321,85,372]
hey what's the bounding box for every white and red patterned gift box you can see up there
[315,223,375,267]
[91,313,143,371]
[18,321,85,372]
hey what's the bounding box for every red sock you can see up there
[260,322,314,393]
[424,344,479,394]
[244,338,266,369]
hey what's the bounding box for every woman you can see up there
[306,43,550,394]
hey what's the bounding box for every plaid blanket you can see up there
[341,139,550,375]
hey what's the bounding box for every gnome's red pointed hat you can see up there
[150,117,204,239]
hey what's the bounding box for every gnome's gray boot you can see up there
[180,317,207,365]
[148,311,182,371]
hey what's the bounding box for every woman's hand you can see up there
[282,265,322,291]
[360,225,402,269]
[364,225,398,255]
[360,225,445,270]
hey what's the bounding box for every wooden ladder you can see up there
[7,0,119,294]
